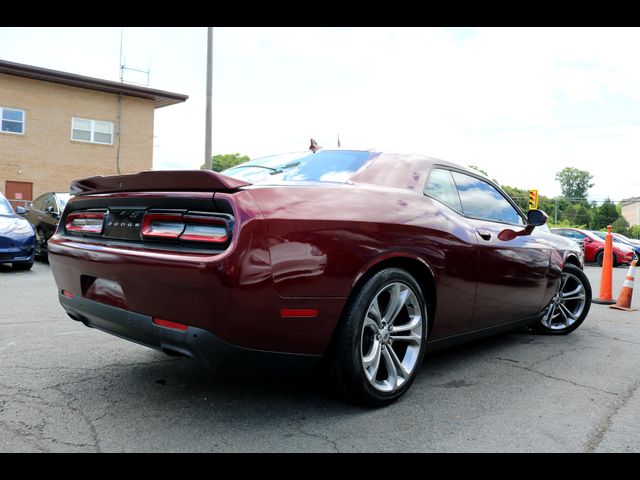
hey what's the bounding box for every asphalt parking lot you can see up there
[1,261,639,452]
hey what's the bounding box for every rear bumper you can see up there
[59,292,321,374]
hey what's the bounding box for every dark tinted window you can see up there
[32,194,46,211]
[424,168,462,213]
[451,171,524,225]
[567,230,587,239]
[43,195,57,213]
[222,150,375,184]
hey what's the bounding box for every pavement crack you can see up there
[585,330,640,346]
[48,386,103,453]
[292,419,340,453]
[490,358,618,396]
[583,378,640,453]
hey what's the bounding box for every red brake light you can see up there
[66,212,105,234]
[140,213,185,239]
[140,212,229,244]
[180,215,229,243]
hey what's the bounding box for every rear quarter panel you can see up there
[247,184,479,339]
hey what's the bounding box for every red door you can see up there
[5,181,33,208]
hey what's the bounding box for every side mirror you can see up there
[526,209,548,227]
[15,206,27,215]
[584,238,592,243]
[498,209,549,241]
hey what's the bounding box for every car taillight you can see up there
[66,212,105,234]
[179,215,228,243]
[140,212,229,243]
[140,213,185,239]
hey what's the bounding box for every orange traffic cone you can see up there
[610,260,638,311]
[593,225,616,304]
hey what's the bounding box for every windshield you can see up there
[0,194,13,215]
[222,150,375,184]
[57,193,72,209]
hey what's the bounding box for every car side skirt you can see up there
[425,315,540,353]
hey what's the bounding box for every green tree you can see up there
[612,216,630,236]
[468,165,489,177]
[200,153,250,172]
[567,204,592,227]
[590,198,618,230]
[501,185,529,212]
[555,167,594,203]
[628,225,640,240]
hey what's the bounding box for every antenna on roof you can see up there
[119,27,150,86]
[337,133,341,148]
[309,138,321,153]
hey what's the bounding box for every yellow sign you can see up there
[528,189,539,210]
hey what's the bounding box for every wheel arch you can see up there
[564,253,581,269]
[348,253,437,337]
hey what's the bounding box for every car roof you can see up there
[348,150,486,192]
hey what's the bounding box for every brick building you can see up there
[0,59,187,205]
[621,198,640,227]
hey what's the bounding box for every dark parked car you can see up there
[48,150,591,406]
[24,192,72,258]
[0,192,36,270]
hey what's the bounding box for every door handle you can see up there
[477,229,492,241]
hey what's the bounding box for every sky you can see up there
[1,27,639,202]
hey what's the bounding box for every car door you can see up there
[450,171,552,330]
[41,194,60,243]
[25,194,45,235]
[422,168,478,338]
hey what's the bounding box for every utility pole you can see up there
[204,27,213,170]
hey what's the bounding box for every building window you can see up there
[71,117,114,145]
[1,107,25,134]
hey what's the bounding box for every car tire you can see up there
[531,264,591,335]
[328,268,427,407]
[12,261,34,271]
[35,230,48,262]
[596,250,603,266]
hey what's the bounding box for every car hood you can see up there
[0,214,33,237]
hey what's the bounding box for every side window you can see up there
[43,195,57,213]
[451,171,525,225]
[32,195,45,211]
[424,168,462,213]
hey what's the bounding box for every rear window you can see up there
[222,150,375,184]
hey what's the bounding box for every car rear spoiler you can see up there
[70,170,252,196]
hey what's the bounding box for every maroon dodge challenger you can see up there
[48,150,591,406]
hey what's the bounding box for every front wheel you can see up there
[532,264,591,335]
[12,261,34,271]
[329,268,427,407]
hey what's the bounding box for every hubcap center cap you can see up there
[380,330,391,344]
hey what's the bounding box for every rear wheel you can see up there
[35,230,48,261]
[532,264,591,335]
[329,268,427,407]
